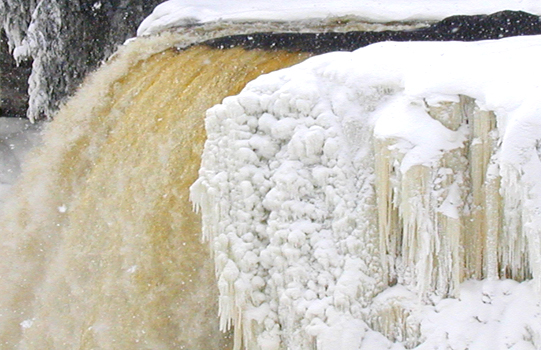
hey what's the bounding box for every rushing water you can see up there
[0,34,308,349]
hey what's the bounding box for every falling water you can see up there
[0,34,309,349]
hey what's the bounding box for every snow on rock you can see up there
[418,280,541,350]
[138,0,541,36]
[192,35,541,349]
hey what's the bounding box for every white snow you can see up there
[418,280,541,350]
[192,35,541,349]
[372,95,469,173]
[138,0,541,36]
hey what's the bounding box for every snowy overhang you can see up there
[138,0,541,36]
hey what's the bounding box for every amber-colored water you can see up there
[0,42,309,349]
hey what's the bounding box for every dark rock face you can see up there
[0,31,30,118]
[204,11,541,53]
[0,0,35,118]
[0,0,164,119]
[26,0,165,119]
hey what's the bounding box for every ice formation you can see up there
[192,35,541,349]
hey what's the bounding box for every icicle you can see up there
[467,103,501,280]
[399,165,436,297]
[368,286,421,348]
[485,163,501,280]
[374,137,401,287]
[427,99,468,296]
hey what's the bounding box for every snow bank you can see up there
[192,35,541,349]
[138,0,541,36]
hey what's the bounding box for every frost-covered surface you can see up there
[192,35,541,349]
[138,0,541,36]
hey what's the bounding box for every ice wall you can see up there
[192,36,541,349]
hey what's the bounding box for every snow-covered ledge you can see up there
[138,0,541,36]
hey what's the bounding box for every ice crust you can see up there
[192,36,541,349]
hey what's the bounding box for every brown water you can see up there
[0,40,309,349]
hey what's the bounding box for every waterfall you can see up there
[1,6,541,350]
[0,33,308,349]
